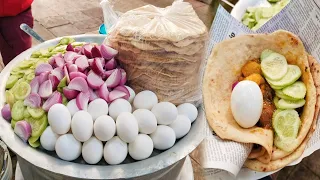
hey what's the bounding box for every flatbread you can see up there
[244,55,320,171]
[202,30,317,165]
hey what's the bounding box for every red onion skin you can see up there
[1,104,11,121]
[232,81,239,91]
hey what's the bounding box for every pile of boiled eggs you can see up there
[40,87,198,164]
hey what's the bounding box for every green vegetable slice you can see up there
[272,109,300,139]
[31,51,41,58]
[274,135,296,152]
[270,84,286,90]
[11,119,18,129]
[24,109,31,118]
[6,75,19,89]
[62,95,68,106]
[13,81,31,100]
[26,115,48,137]
[277,98,305,109]
[282,81,306,99]
[261,50,288,80]
[273,96,281,109]
[28,136,39,144]
[266,65,301,87]
[12,100,26,120]
[29,139,40,148]
[5,90,15,107]
[26,73,35,81]
[261,49,274,60]
[19,60,34,69]
[27,107,45,119]
[275,89,300,101]
[57,76,67,92]
[261,7,274,18]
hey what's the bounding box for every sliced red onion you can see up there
[1,104,11,121]
[102,69,115,80]
[49,74,60,91]
[24,93,41,108]
[114,86,129,100]
[88,88,99,102]
[14,121,31,142]
[87,71,104,89]
[68,77,89,92]
[69,72,87,80]
[63,66,70,84]
[88,58,94,66]
[100,44,118,60]
[38,71,50,84]
[75,56,89,72]
[39,80,53,99]
[98,82,110,102]
[109,90,127,102]
[105,69,121,88]
[232,81,239,90]
[64,51,78,63]
[63,87,79,100]
[82,44,93,58]
[119,69,127,85]
[30,77,40,94]
[48,56,55,67]
[74,47,81,53]
[105,58,117,70]
[55,56,65,68]
[67,64,78,73]
[66,43,74,51]
[99,57,106,68]
[35,63,53,76]
[42,91,63,111]
[91,58,104,76]
[76,92,90,110]
[91,45,102,58]
[51,67,64,80]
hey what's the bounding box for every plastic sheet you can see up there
[102,1,208,105]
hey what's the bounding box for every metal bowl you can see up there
[0,35,204,179]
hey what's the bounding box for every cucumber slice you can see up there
[275,90,300,101]
[261,49,274,60]
[71,42,86,47]
[5,90,15,107]
[277,98,305,109]
[12,100,26,120]
[26,73,35,81]
[261,50,288,80]
[13,81,31,100]
[26,115,48,137]
[29,139,40,148]
[262,7,274,18]
[28,136,39,144]
[19,60,34,69]
[27,107,45,119]
[254,8,262,22]
[282,81,306,99]
[11,119,18,129]
[24,109,31,118]
[266,65,301,87]
[272,109,300,139]
[270,84,286,90]
[6,75,19,89]
[57,76,67,92]
[274,135,296,152]
[247,7,257,13]
[273,96,281,109]
[31,51,41,58]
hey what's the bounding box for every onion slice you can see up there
[87,71,104,89]
[63,66,70,84]
[35,63,53,76]
[38,71,50,84]
[91,58,104,76]
[49,74,60,91]
[38,80,53,99]
[119,69,127,85]
[68,77,89,92]
[105,69,121,88]
[114,86,129,100]
[109,90,127,102]
[55,56,65,68]
[1,104,11,121]
[75,56,89,72]
[64,51,78,63]
[67,64,78,73]
[102,69,115,80]
[105,58,117,70]
[14,121,32,142]
[69,72,87,80]
[30,77,40,94]
[24,93,42,108]
[98,82,110,102]
[82,44,93,58]
[91,45,102,58]
[100,44,118,60]
[66,43,74,51]
[42,91,63,111]
[88,88,99,102]
[63,87,79,100]
[76,92,90,110]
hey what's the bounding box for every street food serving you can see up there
[203,30,320,171]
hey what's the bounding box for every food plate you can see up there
[0,34,204,179]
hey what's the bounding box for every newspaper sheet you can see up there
[201,0,320,179]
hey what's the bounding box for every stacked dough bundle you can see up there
[107,2,208,105]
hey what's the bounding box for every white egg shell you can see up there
[67,99,79,116]
[116,112,139,143]
[231,80,263,128]
[48,104,71,134]
[177,103,198,123]
[82,137,103,164]
[133,90,158,110]
[55,134,81,161]
[94,115,116,141]
[87,98,108,121]
[169,115,191,139]
[109,99,132,120]
[103,136,128,165]
[40,126,59,151]
[125,86,135,103]
[71,111,93,142]
[151,102,178,125]
[133,109,157,134]
[129,134,153,160]
[150,125,176,150]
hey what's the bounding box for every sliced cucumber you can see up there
[272,109,300,139]
[57,76,67,92]
[19,60,34,69]
[13,81,31,100]
[270,84,286,90]
[277,98,305,109]
[261,7,274,18]
[11,100,26,121]
[31,51,41,58]
[24,109,31,118]
[274,96,281,109]
[261,49,274,60]
[29,139,40,148]
[274,135,296,152]
[28,136,39,144]
[261,50,288,80]
[282,81,306,99]
[26,73,35,81]
[11,119,19,129]
[26,115,48,137]
[266,65,301,87]
[6,75,19,89]
[275,89,300,101]
[27,107,45,119]
[5,90,15,107]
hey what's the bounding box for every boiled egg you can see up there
[55,134,81,161]
[94,115,116,141]
[125,86,136,103]
[108,99,132,120]
[66,99,79,116]
[169,115,191,139]
[71,111,93,142]
[87,98,108,121]
[231,80,263,128]
[129,134,153,160]
[48,104,71,135]
[82,137,103,164]
[116,112,139,143]
[151,102,178,125]
[40,126,59,151]
[177,103,198,123]
[133,109,157,134]
[133,90,158,110]
[150,125,176,150]
[103,136,128,165]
